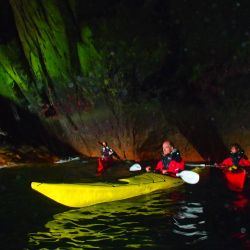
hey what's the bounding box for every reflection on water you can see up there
[231,193,249,210]
[2,163,250,249]
[28,190,208,249]
[28,192,174,249]
[173,202,208,245]
[3,165,250,250]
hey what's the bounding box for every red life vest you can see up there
[221,157,250,167]
[154,148,184,175]
[154,158,184,175]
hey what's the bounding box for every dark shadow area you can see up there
[0,96,79,157]
[160,92,228,162]
[0,0,17,44]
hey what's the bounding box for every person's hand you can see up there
[162,169,168,175]
[214,163,220,168]
[228,165,238,171]
[145,166,151,172]
[215,164,226,170]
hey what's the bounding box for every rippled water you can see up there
[0,160,250,249]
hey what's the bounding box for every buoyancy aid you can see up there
[155,149,184,174]
[161,149,182,169]
[101,146,114,158]
[222,150,250,167]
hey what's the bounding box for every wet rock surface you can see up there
[0,0,250,162]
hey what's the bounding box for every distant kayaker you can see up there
[218,143,250,170]
[97,141,115,173]
[145,140,185,176]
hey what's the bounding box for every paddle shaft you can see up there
[185,163,250,168]
[185,163,215,168]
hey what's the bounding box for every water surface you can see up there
[0,160,250,249]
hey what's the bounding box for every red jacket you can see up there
[154,159,185,175]
[221,157,250,167]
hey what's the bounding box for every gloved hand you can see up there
[228,165,238,171]
[162,169,168,175]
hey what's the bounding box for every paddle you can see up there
[129,164,200,184]
[185,162,250,168]
[185,163,215,168]
[129,163,142,171]
[185,163,250,175]
[176,171,200,184]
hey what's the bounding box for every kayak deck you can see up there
[223,169,247,192]
[31,173,184,208]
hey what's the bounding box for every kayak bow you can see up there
[223,169,247,192]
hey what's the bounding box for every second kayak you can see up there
[223,168,247,192]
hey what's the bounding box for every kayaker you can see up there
[218,143,250,170]
[145,140,185,176]
[97,141,115,173]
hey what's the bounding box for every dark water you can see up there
[1,159,250,250]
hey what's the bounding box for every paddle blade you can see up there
[129,163,142,172]
[176,170,200,184]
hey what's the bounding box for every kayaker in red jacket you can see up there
[220,143,250,169]
[146,140,185,176]
[97,141,114,173]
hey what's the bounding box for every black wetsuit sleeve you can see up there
[240,151,249,160]
[172,150,182,162]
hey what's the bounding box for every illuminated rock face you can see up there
[0,0,250,161]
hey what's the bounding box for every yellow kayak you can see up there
[31,173,185,208]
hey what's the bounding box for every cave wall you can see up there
[0,0,250,161]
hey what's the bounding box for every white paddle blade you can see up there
[129,163,142,172]
[176,170,200,184]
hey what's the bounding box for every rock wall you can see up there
[0,0,250,162]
